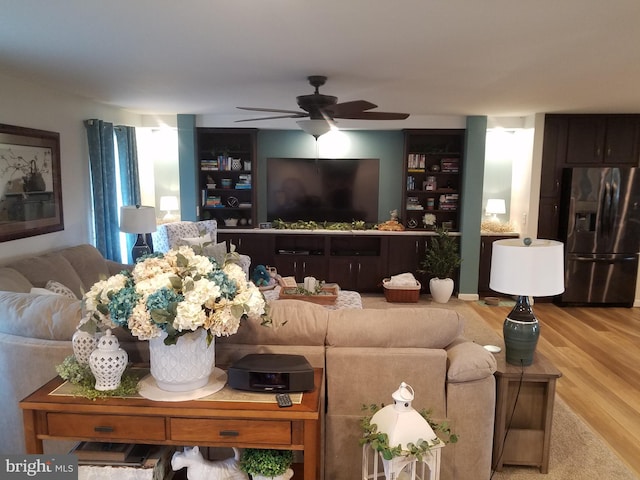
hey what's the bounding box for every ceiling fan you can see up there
[236,75,410,124]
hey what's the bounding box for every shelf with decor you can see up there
[196,128,257,228]
[402,129,465,231]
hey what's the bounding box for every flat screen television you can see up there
[266,157,380,223]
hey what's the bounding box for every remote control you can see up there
[276,393,292,408]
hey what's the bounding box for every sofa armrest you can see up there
[446,340,497,383]
[107,260,132,275]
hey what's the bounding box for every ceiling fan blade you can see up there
[235,113,309,123]
[327,100,378,116]
[333,111,410,120]
[237,106,304,115]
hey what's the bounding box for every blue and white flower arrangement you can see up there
[81,246,267,345]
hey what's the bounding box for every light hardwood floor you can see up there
[467,300,640,478]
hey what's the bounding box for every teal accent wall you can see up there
[177,114,197,221]
[458,116,487,297]
[256,130,404,223]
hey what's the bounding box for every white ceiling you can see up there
[2,0,640,129]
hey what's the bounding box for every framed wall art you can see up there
[0,123,64,242]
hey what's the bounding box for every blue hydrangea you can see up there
[147,287,184,311]
[207,269,237,299]
[108,286,140,327]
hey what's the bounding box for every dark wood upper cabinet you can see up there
[565,115,640,165]
[539,116,568,198]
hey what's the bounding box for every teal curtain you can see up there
[85,120,142,262]
[85,119,120,261]
[115,125,143,261]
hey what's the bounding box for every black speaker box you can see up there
[227,354,314,393]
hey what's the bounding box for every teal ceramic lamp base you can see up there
[503,295,540,366]
[131,233,152,263]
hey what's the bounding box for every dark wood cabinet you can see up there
[402,129,465,231]
[273,254,327,281]
[196,128,257,228]
[539,116,568,198]
[327,256,383,291]
[537,198,561,241]
[217,231,272,271]
[386,235,426,278]
[478,235,518,295]
[218,231,437,293]
[327,235,385,291]
[565,115,640,165]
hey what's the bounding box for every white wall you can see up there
[0,73,142,263]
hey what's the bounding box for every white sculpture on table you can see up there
[171,446,248,480]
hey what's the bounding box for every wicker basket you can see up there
[382,278,421,303]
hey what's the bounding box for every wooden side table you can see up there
[492,351,562,473]
[20,368,322,480]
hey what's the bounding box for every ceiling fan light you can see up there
[297,119,332,138]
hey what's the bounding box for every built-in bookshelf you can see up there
[402,129,465,231]
[196,128,257,228]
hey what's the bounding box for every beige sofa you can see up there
[0,244,144,455]
[217,300,497,480]
[0,244,497,480]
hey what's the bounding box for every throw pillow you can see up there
[202,242,228,267]
[177,233,212,248]
[45,280,78,299]
[30,287,57,296]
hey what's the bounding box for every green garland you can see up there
[55,355,140,401]
[359,403,458,462]
[272,219,371,230]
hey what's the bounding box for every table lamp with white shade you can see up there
[485,198,506,221]
[120,205,157,262]
[159,195,179,222]
[489,238,564,366]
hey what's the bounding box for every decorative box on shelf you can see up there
[383,278,421,303]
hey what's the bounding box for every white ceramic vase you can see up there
[89,329,128,391]
[149,329,215,392]
[72,329,97,365]
[429,277,454,303]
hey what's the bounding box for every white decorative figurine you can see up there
[171,446,248,480]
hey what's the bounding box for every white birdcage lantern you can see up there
[362,382,445,480]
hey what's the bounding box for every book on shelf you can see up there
[205,195,222,207]
[72,441,136,462]
[407,153,426,169]
[440,158,459,172]
[200,159,219,171]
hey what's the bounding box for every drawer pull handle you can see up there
[94,426,114,433]
[220,430,239,437]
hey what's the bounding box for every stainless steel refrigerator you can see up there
[558,167,640,306]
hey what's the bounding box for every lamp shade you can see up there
[159,195,179,212]
[490,238,564,297]
[296,119,331,138]
[120,205,157,234]
[486,198,506,215]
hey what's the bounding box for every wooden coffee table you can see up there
[20,368,322,480]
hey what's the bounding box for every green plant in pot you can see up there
[239,448,294,480]
[418,227,461,303]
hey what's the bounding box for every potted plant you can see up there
[239,448,294,480]
[418,227,461,303]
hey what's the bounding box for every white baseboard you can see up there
[457,293,479,302]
